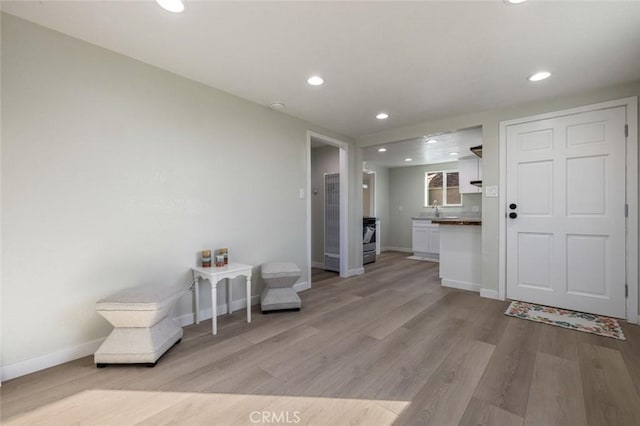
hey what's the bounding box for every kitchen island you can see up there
[430,218,481,293]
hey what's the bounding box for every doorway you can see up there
[499,97,638,322]
[307,131,350,284]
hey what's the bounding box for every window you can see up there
[425,171,462,206]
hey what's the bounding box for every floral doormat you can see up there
[505,301,626,340]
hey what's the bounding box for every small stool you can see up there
[260,262,302,313]
[94,284,185,367]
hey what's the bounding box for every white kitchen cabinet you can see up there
[412,220,439,261]
[459,156,482,194]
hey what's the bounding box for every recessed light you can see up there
[425,139,438,144]
[377,148,387,152]
[307,76,324,86]
[376,113,389,120]
[156,0,185,13]
[504,0,527,4]
[449,152,459,156]
[269,102,285,109]
[528,71,551,82]
[404,158,413,162]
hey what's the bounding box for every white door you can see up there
[506,106,627,318]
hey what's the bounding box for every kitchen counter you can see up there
[430,218,481,225]
[412,216,481,225]
[438,224,481,293]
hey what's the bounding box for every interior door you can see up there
[506,106,627,318]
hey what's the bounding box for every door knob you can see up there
[509,203,517,210]
[509,212,518,219]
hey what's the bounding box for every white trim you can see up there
[1,281,314,381]
[384,246,413,253]
[441,279,480,293]
[406,255,439,263]
[1,337,105,382]
[498,96,638,323]
[306,135,312,288]
[347,267,365,277]
[306,131,350,280]
[480,288,501,300]
[178,281,310,327]
[310,261,325,269]
[625,97,638,324]
[294,281,312,292]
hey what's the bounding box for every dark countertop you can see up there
[429,218,482,226]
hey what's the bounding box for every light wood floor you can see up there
[3,251,640,425]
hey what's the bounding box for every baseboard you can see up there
[347,267,365,277]
[1,337,105,382]
[310,261,324,269]
[1,282,313,382]
[294,281,311,292]
[175,295,262,327]
[384,246,413,253]
[406,255,439,263]
[480,288,501,300]
[441,279,480,293]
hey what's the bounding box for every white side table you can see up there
[192,263,253,335]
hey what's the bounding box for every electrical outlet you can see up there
[472,205,480,212]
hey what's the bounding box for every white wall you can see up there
[310,145,339,265]
[0,14,353,377]
[358,80,640,300]
[387,162,482,250]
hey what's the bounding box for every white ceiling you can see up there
[3,1,640,138]
[362,126,483,168]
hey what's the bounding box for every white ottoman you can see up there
[260,262,302,313]
[94,284,185,367]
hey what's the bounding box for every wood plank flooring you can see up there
[2,251,640,425]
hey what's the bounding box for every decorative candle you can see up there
[219,248,228,265]
[215,255,225,267]
[201,250,212,267]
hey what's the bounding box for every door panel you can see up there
[566,234,608,297]
[566,156,607,216]
[506,106,627,318]
[517,233,553,289]
[518,161,553,216]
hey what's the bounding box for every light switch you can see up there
[485,185,498,198]
[299,189,305,199]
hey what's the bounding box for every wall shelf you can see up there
[470,145,483,158]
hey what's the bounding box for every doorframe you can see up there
[498,96,638,323]
[306,131,350,281]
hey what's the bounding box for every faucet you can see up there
[432,200,440,217]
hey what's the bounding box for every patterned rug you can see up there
[505,301,626,340]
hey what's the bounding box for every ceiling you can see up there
[362,126,483,168]
[3,1,640,138]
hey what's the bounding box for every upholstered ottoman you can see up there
[94,284,185,367]
[260,262,302,313]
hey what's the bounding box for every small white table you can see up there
[192,263,253,335]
